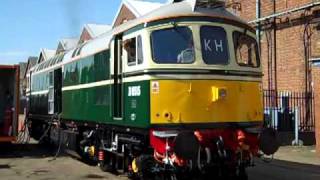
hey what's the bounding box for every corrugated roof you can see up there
[125,0,164,17]
[41,49,55,61]
[63,31,112,65]
[59,38,78,51]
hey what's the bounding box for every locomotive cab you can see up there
[147,22,263,126]
[120,21,263,126]
[119,15,266,178]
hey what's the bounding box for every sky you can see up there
[0,0,167,65]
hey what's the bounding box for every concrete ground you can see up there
[1,143,320,180]
[2,115,318,179]
[0,143,126,180]
[273,145,320,165]
[248,157,320,180]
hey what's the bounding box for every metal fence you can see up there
[263,90,315,132]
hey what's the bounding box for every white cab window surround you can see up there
[124,35,144,67]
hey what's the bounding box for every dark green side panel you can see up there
[62,85,111,123]
[63,50,110,87]
[62,49,151,128]
[62,80,150,128]
[30,94,48,115]
[122,80,150,128]
[62,50,111,123]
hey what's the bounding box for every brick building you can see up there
[112,0,163,27]
[56,38,78,55]
[22,56,37,113]
[78,24,111,44]
[229,0,320,153]
[36,49,55,64]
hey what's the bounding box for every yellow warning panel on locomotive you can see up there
[150,80,263,125]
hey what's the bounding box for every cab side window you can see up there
[124,35,143,66]
[233,31,260,67]
[137,36,143,64]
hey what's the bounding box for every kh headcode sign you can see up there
[200,26,229,64]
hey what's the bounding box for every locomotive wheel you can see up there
[135,155,157,180]
[99,152,116,173]
[236,166,248,180]
[133,156,189,180]
[30,122,45,141]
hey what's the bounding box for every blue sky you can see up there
[0,0,167,65]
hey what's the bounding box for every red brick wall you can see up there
[79,29,92,44]
[233,0,316,91]
[270,25,307,91]
[312,66,320,154]
[113,5,136,27]
[235,0,313,21]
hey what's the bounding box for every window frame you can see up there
[233,31,260,68]
[150,26,195,64]
[124,35,144,67]
[137,35,143,65]
[199,25,230,65]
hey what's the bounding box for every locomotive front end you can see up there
[137,9,272,178]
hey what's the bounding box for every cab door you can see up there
[48,69,62,115]
[54,68,62,113]
[113,35,124,120]
[48,71,54,114]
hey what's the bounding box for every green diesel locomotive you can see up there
[26,0,278,179]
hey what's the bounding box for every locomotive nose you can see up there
[173,131,200,160]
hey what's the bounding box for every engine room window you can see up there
[49,71,53,86]
[200,26,229,65]
[233,31,260,67]
[151,27,194,64]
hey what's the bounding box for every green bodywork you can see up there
[123,81,150,128]
[62,50,151,128]
[62,85,111,123]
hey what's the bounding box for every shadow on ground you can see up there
[248,158,320,180]
[0,143,65,159]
